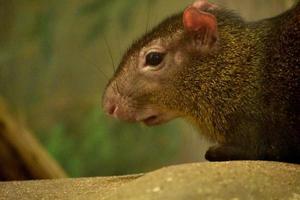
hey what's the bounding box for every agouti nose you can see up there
[102,82,121,118]
[107,104,117,116]
[103,98,118,117]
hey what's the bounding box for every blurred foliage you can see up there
[77,0,158,42]
[38,107,181,177]
[0,0,294,178]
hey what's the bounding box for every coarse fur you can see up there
[103,1,300,163]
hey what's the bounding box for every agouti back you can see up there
[102,0,300,163]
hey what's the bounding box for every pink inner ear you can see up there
[192,0,218,11]
[183,7,217,34]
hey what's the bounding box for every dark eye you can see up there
[145,52,165,66]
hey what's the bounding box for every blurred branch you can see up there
[0,97,67,181]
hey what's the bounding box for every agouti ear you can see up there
[183,2,218,49]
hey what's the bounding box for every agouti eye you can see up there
[145,52,165,66]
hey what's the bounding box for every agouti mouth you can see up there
[142,115,161,126]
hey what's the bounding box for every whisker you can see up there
[71,41,110,81]
[115,30,122,59]
[103,34,116,73]
[81,53,110,81]
[145,0,152,33]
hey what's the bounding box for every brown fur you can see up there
[103,2,300,163]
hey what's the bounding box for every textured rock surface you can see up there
[0,175,141,200]
[104,161,300,200]
[1,161,300,200]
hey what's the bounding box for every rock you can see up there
[104,161,300,200]
[0,175,141,200]
[0,161,299,200]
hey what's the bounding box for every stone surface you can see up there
[105,161,300,200]
[1,161,300,200]
[0,175,142,200]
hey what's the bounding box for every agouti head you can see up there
[103,0,220,126]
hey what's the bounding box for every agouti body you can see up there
[103,0,300,163]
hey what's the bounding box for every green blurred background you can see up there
[0,0,294,178]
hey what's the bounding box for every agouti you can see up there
[102,0,300,163]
